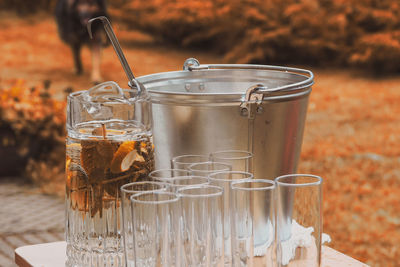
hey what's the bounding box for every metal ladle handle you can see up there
[87,16,144,94]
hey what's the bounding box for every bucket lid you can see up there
[137,58,314,104]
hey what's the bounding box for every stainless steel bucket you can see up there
[138,58,313,250]
[137,58,313,181]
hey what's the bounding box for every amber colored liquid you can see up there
[65,122,154,267]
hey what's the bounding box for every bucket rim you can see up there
[137,64,314,97]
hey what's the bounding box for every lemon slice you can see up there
[110,141,137,173]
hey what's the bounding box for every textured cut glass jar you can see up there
[65,82,153,267]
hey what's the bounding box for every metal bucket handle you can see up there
[183,58,314,95]
[183,58,314,117]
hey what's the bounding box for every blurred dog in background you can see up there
[55,0,109,83]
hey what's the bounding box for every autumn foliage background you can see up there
[0,0,399,266]
[3,0,400,72]
[115,0,400,73]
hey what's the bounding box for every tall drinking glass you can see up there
[172,154,210,170]
[275,174,322,267]
[210,150,253,172]
[231,179,276,267]
[149,168,189,180]
[121,181,168,267]
[162,176,210,192]
[208,171,253,266]
[131,191,182,267]
[66,82,153,267]
[188,161,231,177]
[178,185,224,267]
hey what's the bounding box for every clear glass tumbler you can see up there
[231,179,276,267]
[275,174,322,267]
[161,176,210,192]
[149,168,189,180]
[121,181,169,267]
[210,150,253,172]
[130,191,182,267]
[171,154,210,170]
[188,161,232,177]
[178,185,224,267]
[208,171,253,266]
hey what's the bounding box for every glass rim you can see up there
[210,150,253,160]
[130,191,180,205]
[208,171,253,182]
[188,161,232,172]
[164,177,210,189]
[171,154,210,164]
[177,184,223,198]
[275,174,323,187]
[163,175,209,183]
[231,179,275,191]
[120,181,168,193]
[149,168,188,179]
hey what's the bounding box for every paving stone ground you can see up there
[0,178,64,267]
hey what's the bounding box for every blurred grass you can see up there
[299,70,400,266]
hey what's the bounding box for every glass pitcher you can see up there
[65,81,153,267]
